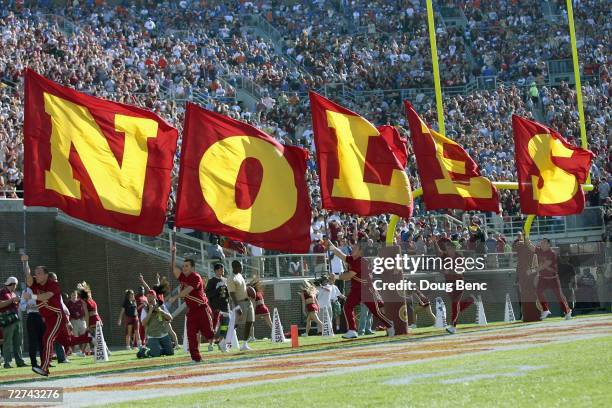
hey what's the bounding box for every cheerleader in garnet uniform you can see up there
[247,279,272,341]
[77,282,101,334]
[299,281,324,336]
[117,289,141,350]
[434,241,476,334]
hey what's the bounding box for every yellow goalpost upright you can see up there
[387,0,592,243]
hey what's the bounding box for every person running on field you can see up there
[435,240,477,334]
[168,248,214,363]
[22,255,92,377]
[530,238,572,320]
[325,240,395,339]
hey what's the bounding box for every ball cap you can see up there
[4,276,18,285]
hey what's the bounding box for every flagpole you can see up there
[426,0,445,135]
[169,227,176,281]
[22,203,28,287]
[565,0,589,184]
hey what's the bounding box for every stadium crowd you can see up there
[0,0,609,255]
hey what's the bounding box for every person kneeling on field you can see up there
[137,290,174,358]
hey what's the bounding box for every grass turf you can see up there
[0,315,604,384]
[112,334,612,408]
[0,320,520,384]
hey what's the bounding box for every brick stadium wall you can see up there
[0,208,58,293]
[55,222,185,347]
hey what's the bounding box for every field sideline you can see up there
[3,314,611,407]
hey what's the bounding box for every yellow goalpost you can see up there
[386,0,591,244]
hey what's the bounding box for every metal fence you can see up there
[480,207,604,240]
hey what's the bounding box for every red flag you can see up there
[512,115,593,215]
[175,103,311,253]
[404,101,499,213]
[309,91,412,217]
[23,69,178,236]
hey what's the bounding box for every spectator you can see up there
[0,277,25,368]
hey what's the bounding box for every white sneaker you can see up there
[248,336,256,342]
[75,352,85,357]
[125,346,131,350]
[240,342,252,351]
[445,325,456,334]
[564,311,572,320]
[540,310,552,320]
[409,324,417,329]
[218,339,228,353]
[32,366,49,377]
[387,326,395,337]
[341,330,358,339]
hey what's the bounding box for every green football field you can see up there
[115,335,611,408]
[5,314,612,407]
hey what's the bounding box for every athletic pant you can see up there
[343,289,392,331]
[216,312,230,339]
[357,304,373,334]
[26,312,45,367]
[211,309,222,333]
[146,335,174,357]
[41,312,91,372]
[2,319,24,365]
[450,290,474,326]
[536,276,571,315]
[186,304,214,362]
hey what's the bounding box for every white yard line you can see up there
[10,316,612,407]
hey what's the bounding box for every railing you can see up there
[229,75,265,99]
[548,59,574,75]
[42,14,78,35]
[477,207,605,241]
[55,212,243,273]
[243,13,284,50]
[53,210,334,279]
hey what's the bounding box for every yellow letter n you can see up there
[43,93,158,215]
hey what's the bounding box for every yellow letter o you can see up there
[199,136,297,233]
